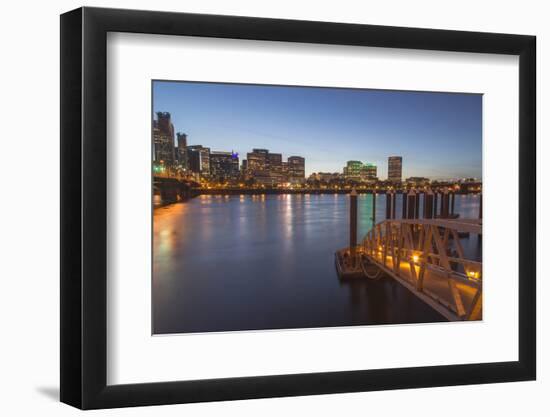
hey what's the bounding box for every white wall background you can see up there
[0,0,546,415]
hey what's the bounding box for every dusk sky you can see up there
[153,81,482,180]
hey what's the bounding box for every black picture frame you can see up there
[60,6,536,410]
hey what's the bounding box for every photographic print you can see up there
[152,81,482,335]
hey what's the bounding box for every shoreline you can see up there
[195,188,480,195]
[154,189,481,209]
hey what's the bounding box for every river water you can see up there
[153,193,481,334]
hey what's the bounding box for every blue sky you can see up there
[153,81,482,180]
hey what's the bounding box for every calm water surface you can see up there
[153,193,481,334]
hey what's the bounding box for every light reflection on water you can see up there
[153,194,480,334]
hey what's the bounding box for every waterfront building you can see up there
[267,152,286,184]
[343,161,377,183]
[209,151,240,182]
[313,172,341,182]
[388,156,403,183]
[245,149,292,185]
[281,161,289,177]
[176,132,188,170]
[268,152,283,173]
[360,163,377,182]
[246,148,269,176]
[287,156,306,184]
[458,178,482,193]
[406,176,430,188]
[254,173,283,186]
[344,160,363,179]
[187,145,210,176]
[153,112,176,165]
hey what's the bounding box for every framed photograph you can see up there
[60,6,536,409]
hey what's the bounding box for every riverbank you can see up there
[154,188,481,208]
[195,188,480,196]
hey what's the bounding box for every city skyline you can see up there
[153,81,482,180]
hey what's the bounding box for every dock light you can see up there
[412,255,419,263]
[468,271,478,279]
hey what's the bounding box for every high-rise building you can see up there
[267,152,285,183]
[153,112,175,165]
[209,151,240,181]
[344,161,363,179]
[176,132,188,170]
[288,156,305,184]
[246,148,269,177]
[361,163,377,181]
[343,161,377,182]
[388,156,403,183]
[281,161,289,178]
[267,153,282,172]
[187,145,210,176]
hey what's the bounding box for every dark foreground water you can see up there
[153,193,481,334]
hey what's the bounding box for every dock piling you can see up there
[385,191,392,220]
[424,189,434,219]
[415,190,420,219]
[440,189,450,218]
[350,188,358,264]
[372,190,376,228]
[407,190,416,219]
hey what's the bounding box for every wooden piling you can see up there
[407,190,416,219]
[450,191,456,216]
[372,190,376,228]
[424,189,434,219]
[478,193,482,242]
[350,188,358,263]
[478,193,483,219]
[415,190,420,219]
[385,191,392,219]
[402,191,408,219]
[440,189,450,218]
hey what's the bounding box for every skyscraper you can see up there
[246,149,269,177]
[187,145,210,176]
[344,161,363,179]
[209,151,240,181]
[361,163,377,181]
[288,156,305,184]
[343,161,377,182]
[176,132,188,170]
[267,152,283,173]
[388,156,403,183]
[153,112,176,165]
